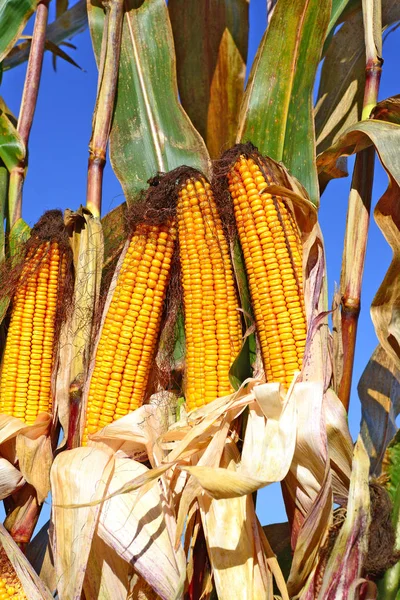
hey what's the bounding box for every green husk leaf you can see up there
[237,0,331,207]
[0,98,25,173]
[87,0,210,204]
[0,0,37,63]
[3,0,88,71]
[229,238,255,389]
[379,430,400,598]
[169,0,249,159]
[9,217,30,258]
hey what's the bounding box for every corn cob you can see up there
[0,549,26,599]
[0,214,70,424]
[177,176,242,410]
[227,155,306,388]
[83,221,176,444]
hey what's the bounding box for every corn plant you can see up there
[0,0,399,598]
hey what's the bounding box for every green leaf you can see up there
[87,0,210,203]
[237,0,331,207]
[0,0,37,63]
[3,0,88,71]
[315,0,400,158]
[0,162,8,263]
[169,0,249,159]
[0,98,25,173]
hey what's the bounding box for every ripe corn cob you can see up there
[0,549,26,599]
[227,155,306,388]
[0,233,69,424]
[177,176,242,410]
[83,222,176,444]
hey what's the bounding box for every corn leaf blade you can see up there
[3,0,88,71]
[87,0,210,203]
[0,0,37,63]
[0,97,25,173]
[169,0,249,159]
[237,0,331,206]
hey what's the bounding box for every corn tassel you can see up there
[0,230,69,424]
[228,155,306,388]
[177,177,242,410]
[0,549,26,599]
[83,221,176,444]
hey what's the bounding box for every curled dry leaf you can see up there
[317,119,400,370]
[359,345,400,476]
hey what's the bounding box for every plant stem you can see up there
[338,0,382,411]
[8,0,49,228]
[86,0,124,218]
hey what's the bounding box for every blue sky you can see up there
[2,1,398,528]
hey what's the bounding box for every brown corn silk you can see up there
[0,211,73,424]
[177,172,242,410]
[0,547,26,599]
[83,195,177,444]
[220,144,307,388]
